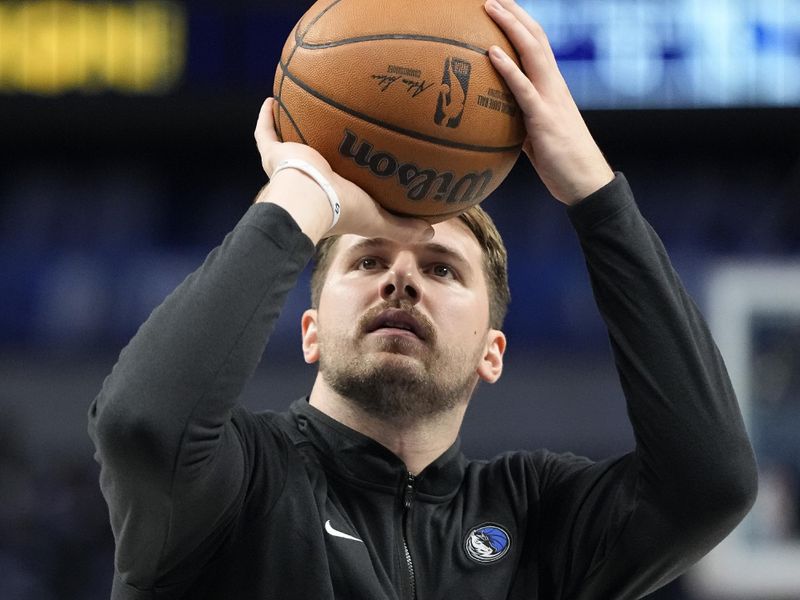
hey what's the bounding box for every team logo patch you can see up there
[464,523,511,564]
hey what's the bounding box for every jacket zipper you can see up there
[402,472,417,600]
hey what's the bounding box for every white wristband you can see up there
[271,159,341,229]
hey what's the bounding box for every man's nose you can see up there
[379,256,421,304]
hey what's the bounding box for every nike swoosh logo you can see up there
[324,519,364,543]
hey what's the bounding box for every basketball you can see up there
[273,0,526,219]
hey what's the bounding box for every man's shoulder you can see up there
[223,405,298,464]
[466,448,604,490]
[471,448,594,471]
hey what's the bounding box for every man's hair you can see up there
[309,205,510,329]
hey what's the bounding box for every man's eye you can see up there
[359,257,379,270]
[431,264,454,278]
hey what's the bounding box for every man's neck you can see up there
[308,376,468,475]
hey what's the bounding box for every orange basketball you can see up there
[273,0,525,219]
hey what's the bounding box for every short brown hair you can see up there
[309,206,510,329]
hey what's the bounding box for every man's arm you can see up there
[484,0,757,597]
[540,174,756,599]
[88,202,315,590]
[89,100,433,593]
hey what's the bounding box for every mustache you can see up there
[357,300,436,343]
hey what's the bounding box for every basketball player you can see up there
[89,1,757,598]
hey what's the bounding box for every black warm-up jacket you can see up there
[89,174,758,599]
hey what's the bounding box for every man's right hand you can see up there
[254,98,434,245]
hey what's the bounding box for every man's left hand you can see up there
[484,0,615,205]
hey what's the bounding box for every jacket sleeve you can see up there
[535,174,758,600]
[87,202,314,593]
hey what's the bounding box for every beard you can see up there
[318,301,482,422]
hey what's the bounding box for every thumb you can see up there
[332,199,435,242]
[380,213,436,243]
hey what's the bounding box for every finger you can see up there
[255,98,279,149]
[496,0,558,69]
[255,98,283,175]
[485,0,559,94]
[487,45,542,117]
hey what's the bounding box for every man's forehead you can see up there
[335,219,480,259]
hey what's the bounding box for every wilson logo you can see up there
[338,130,493,205]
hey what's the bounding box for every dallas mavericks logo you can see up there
[464,523,511,563]
[435,57,471,128]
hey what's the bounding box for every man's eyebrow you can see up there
[345,238,391,254]
[421,243,470,267]
[345,238,470,266]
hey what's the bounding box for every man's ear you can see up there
[477,329,506,383]
[301,309,320,364]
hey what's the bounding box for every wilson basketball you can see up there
[273,0,525,219]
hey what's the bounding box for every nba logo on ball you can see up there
[464,523,511,564]
[435,57,471,129]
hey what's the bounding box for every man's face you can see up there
[301,219,505,421]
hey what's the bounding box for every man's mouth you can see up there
[365,308,428,341]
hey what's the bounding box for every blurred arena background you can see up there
[1,0,798,598]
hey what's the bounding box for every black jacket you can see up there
[89,175,757,599]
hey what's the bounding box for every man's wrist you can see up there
[271,159,341,229]
[256,170,332,244]
[567,172,634,232]
[562,165,616,206]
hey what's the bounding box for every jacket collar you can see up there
[288,398,467,501]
